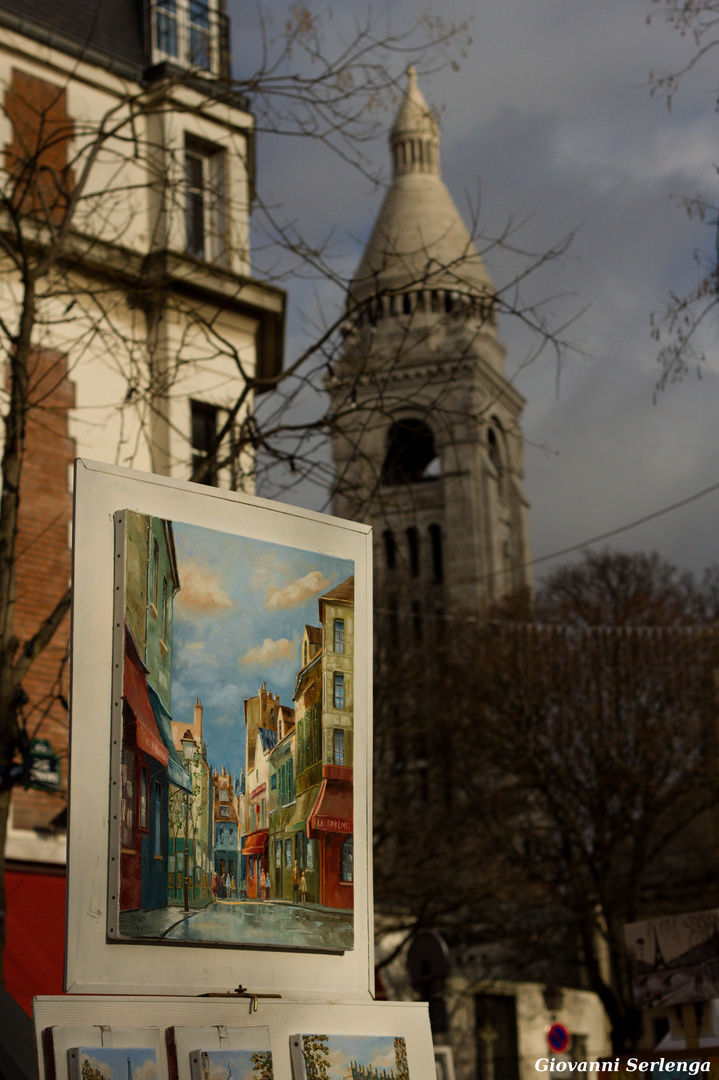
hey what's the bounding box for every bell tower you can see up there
[329,68,532,625]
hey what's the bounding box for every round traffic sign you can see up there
[546,1023,571,1054]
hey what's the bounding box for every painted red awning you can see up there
[242,829,269,855]
[123,628,168,765]
[308,779,352,836]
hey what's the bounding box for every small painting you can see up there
[68,1048,158,1080]
[190,1049,273,1080]
[108,511,355,952]
[290,1035,410,1080]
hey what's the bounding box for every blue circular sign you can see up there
[547,1023,571,1054]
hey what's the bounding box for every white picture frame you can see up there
[65,459,373,997]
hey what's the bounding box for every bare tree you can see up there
[373,550,719,1053]
[646,0,719,388]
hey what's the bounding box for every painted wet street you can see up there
[118,899,353,950]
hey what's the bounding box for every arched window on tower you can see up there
[428,523,443,584]
[407,526,420,578]
[487,422,507,499]
[381,419,440,485]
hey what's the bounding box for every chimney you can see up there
[193,698,203,736]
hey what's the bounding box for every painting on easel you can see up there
[108,510,355,952]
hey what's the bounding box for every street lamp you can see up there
[181,731,195,913]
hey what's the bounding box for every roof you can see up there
[0,0,237,89]
[0,0,148,76]
[258,727,278,753]
[320,576,354,604]
[305,625,322,644]
[349,69,495,307]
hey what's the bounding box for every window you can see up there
[285,838,292,867]
[185,140,227,264]
[407,526,420,578]
[161,576,168,641]
[154,0,179,58]
[275,839,281,866]
[382,419,440,484]
[340,835,353,883]
[190,399,219,485]
[219,804,229,818]
[151,539,160,610]
[333,672,345,710]
[306,839,315,870]
[270,773,277,790]
[429,523,443,584]
[188,0,211,67]
[152,0,218,71]
[333,729,345,767]
[334,618,345,654]
[139,767,148,830]
[488,423,506,498]
[120,747,135,848]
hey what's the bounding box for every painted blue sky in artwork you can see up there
[195,1048,270,1080]
[76,1048,157,1080]
[302,1035,402,1080]
[169,520,353,781]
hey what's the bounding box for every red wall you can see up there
[5,866,66,1015]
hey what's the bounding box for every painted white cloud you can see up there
[133,1061,157,1080]
[265,571,331,610]
[241,637,295,667]
[176,559,234,617]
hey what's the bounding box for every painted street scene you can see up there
[113,510,355,950]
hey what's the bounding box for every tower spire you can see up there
[390,66,440,179]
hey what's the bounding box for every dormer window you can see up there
[152,0,218,73]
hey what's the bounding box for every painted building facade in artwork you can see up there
[265,576,355,911]
[169,699,213,909]
[120,510,184,912]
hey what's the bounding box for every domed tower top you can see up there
[390,65,440,178]
[349,68,496,313]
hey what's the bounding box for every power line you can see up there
[528,477,719,572]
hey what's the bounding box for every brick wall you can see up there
[4,68,75,222]
[11,348,75,831]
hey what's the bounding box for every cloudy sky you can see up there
[229,0,719,584]
[171,521,353,777]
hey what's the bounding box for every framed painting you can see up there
[65,459,373,996]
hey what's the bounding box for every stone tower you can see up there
[329,68,532,625]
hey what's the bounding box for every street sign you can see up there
[26,738,61,791]
[546,1023,571,1054]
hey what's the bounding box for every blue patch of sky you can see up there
[169,520,353,780]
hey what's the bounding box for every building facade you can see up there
[2,0,284,858]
